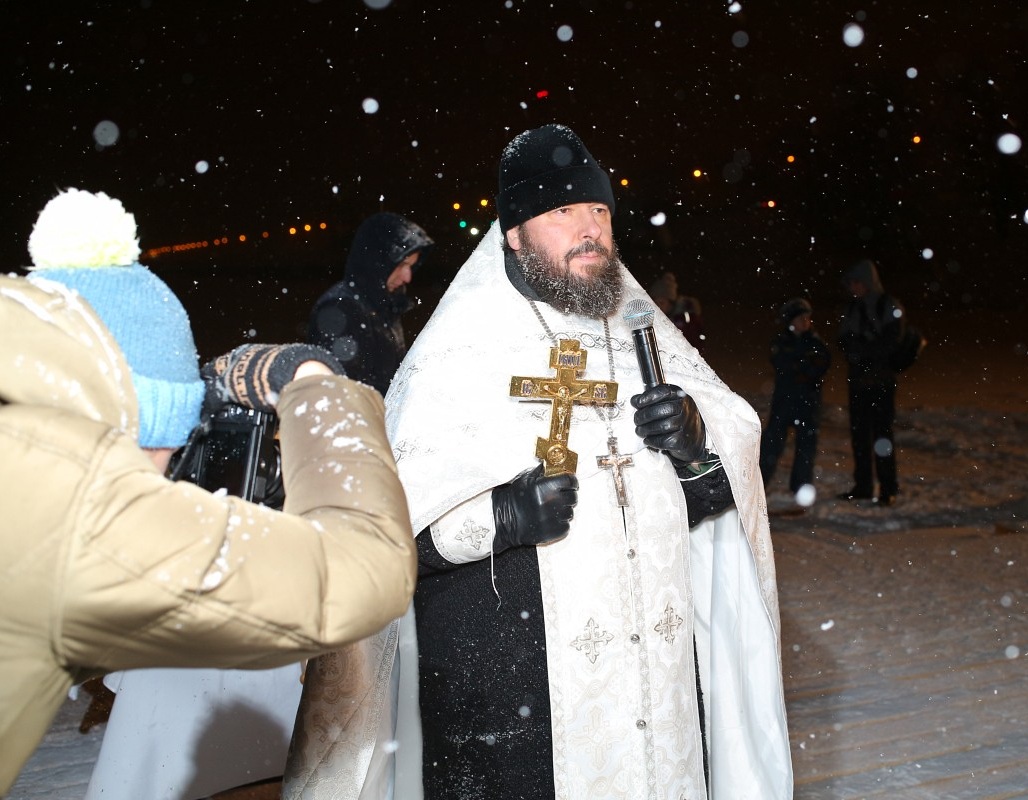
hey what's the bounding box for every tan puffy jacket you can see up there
[0,275,416,793]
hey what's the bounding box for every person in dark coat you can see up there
[648,271,706,354]
[759,297,831,499]
[308,212,433,395]
[836,259,904,506]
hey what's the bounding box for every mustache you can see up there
[564,240,611,265]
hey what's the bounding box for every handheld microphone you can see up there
[623,299,665,389]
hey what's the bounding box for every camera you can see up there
[169,405,285,508]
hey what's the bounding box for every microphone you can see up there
[623,299,665,389]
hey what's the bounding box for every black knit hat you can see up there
[497,124,616,234]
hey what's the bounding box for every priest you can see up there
[285,124,792,800]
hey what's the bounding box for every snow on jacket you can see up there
[0,274,417,794]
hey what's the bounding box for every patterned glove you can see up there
[630,383,707,465]
[201,343,344,414]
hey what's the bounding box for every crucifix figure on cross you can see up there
[509,338,619,477]
[597,436,633,507]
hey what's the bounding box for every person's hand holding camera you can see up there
[201,343,344,416]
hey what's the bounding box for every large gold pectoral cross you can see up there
[509,339,618,476]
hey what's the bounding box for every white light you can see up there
[728,2,742,13]
[795,484,817,507]
[362,97,380,114]
[842,23,865,47]
[921,248,934,260]
[93,120,120,146]
[820,620,835,631]
[997,133,1022,155]
[556,25,573,42]
[650,212,667,226]
[195,160,209,174]
[906,67,919,79]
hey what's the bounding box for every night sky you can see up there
[4,1,1027,353]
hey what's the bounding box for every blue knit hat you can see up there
[27,189,204,449]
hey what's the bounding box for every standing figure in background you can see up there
[758,297,831,503]
[308,212,434,395]
[647,270,706,354]
[836,258,904,506]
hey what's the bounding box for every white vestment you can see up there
[84,665,303,800]
[285,223,792,799]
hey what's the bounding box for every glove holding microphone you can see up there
[492,464,579,551]
[631,384,707,466]
[625,299,710,471]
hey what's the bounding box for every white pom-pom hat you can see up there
[27,188,204,449]
[28,188,141,268]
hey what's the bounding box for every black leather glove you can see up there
[631,383,707,464]
[202,343,344,415]
[492,464,578,551]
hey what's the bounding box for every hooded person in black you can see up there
[308,212,434,395]
[836,258,904,505]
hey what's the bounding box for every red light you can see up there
[536,90,549,99]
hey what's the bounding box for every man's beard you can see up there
[516,232,624,318]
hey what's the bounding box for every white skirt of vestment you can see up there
[83,664,303,800]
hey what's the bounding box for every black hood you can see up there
[342,212,434,315]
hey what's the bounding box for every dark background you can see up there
[4,0,1027,360]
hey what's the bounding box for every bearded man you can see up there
[284,124,792,800]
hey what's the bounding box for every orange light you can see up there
[620,178,629,187]
[238,234,246,242]
[767,200,776,208]
[786,155,795,163]
[304,224,312,232]
[319,222,327,229]
[692,169,703,178]
[912,135,922,144]
[453,202,461,210]
[289,227,297,235]
[262,231,269,239]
